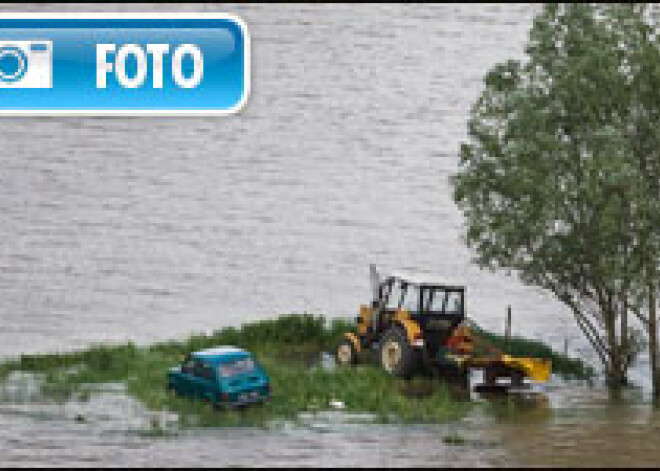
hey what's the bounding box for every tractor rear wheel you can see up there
[336,338,358,366]
[379,328,418,378]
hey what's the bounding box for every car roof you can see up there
[387,271,465,290]
[193,346,251,362]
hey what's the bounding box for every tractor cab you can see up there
[373,272,467,365]
[377,272,465,334]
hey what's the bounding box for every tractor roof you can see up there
[387,271,465,290]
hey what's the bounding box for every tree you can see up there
[453,4,660,394]
[624,3,660,400]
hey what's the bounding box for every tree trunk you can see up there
[621,297,628,385]
[604,306,624,396]
[649,286,658,403]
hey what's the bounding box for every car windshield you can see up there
[218,357,255,378]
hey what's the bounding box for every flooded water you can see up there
[2,372,659,467]
[1,2,658,467]
[488,384,660,467]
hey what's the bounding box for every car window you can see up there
[218,357,255,378]
[192,361,214,380]
[181,358,195,374]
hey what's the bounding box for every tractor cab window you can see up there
[378,280,393,308]
[444,291,463,315]
[422,289,436,312]
[423,288,464,316]
[400,283,420,313]
[424,289,446,313]
[386,279,403,310]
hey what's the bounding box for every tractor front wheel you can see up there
[336,338,358,366]
[379,328,418,378]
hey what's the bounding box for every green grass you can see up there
[0,313,593,427]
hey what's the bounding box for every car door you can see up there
[191,360,217,401]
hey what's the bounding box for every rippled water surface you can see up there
[1,3,659,467]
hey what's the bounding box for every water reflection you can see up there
[479,391,552,424]
[488,382,660,467]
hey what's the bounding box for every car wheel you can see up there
[379,327,418,378]
[166,383,179,397]
[336,338,358,366]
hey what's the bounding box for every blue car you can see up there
[167,346,271,408]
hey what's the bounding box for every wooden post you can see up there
[505,305,512,351]
[649,287,658,402]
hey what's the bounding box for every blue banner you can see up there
[0,13,249,115]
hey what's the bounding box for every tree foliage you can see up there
[453,3,660,388]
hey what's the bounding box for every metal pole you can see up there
[505,305,512,350]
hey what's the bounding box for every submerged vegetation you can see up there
[0,314,592,427]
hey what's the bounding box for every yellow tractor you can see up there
[336,265,551,389]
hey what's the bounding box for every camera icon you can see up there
[0,40,52,88]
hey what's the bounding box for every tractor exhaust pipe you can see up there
[369,264,381,333]
[369,263,380,305]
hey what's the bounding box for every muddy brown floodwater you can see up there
[1,373,660,467]
[1,2,659,467]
